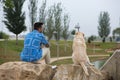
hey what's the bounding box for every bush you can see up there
[109,53,113,57]
[0,32,9,39]
[71,30,76,35]
[88,35,96,43]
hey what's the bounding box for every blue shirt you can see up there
[20,30,48,62]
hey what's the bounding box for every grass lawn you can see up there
[0,40,119,64]
[51,56,108,66]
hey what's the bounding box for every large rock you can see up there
[101,50,120,80]
[0,61,54,80]
[52,64,104,80]
[0,62,106,80]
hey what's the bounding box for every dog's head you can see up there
[73,32,86,46]
[75,32,84,39]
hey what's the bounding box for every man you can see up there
[20,22,50,64]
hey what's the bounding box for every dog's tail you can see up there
[80,62,89,76]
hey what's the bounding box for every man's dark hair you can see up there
[34,22,44,30]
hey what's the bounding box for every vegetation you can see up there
[88,35,96,43]
[53,3,63,41]
[71,30,76,35]
[0,32,9,39]
[3,0,13,8]
[39,0,47,23]
[113,27,120,37]
[98,12,111,43]
[28,0,38,31]
[51,57,108,66]
[45,6,54,41]
[62,14,70,52]
[0,40,119,64]
[1,0,119,66]
[3,0,26,45]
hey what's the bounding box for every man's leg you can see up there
[34,48,50,64]
[42,48,51,64]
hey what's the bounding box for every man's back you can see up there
[20,30,48,62]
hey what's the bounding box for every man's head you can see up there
[34,22,44,32]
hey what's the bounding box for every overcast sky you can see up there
[0,0,120,37]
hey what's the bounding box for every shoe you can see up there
[52,65,57,69]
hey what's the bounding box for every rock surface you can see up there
[0,62,54,80]
[53,64,103,80]
[0,62,105,80]
[101,50,120,80]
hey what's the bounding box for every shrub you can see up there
[0,32,9,39]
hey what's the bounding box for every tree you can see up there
[1,0,13,8]
[109,36,112,42]
[0,31,9,39]
[71,30,76,35]
[113,27,120,37]
[39,0,46,23]
[112,27,120,41]
[45,6,54,41]
[62,14,70,52]
[88,35,96,43]
[28,0,38,31]
[3,0,26,45]
[98,12,111,43]
[53,3,62,41]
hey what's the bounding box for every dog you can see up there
[72,32,92,76]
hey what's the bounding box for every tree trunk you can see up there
[102,37,106,43]
[64,40,67,52]
[16,34,18,45]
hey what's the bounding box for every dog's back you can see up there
[72,32,90,76]
[72,32,88,64]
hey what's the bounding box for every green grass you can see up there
[0,40,119,64]
[51,56,108,66]
[51,58,73,66]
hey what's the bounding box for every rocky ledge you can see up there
[0,62,106,80]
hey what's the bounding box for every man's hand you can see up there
[45,44,49,48]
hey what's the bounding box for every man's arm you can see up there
[41,34,49,48]
[45,44,49,48]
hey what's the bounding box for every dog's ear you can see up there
[80,32,84,37]
[75,32,78,35]
[83,33,84,37]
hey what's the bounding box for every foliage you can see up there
[113,27,120,37]
[71,30,76,35]
[88,35,96,43]
[53,3,63,41]
[98,12,111,43]
[3,0,26,45]
[45,6,55,41]
[28,0,38,31]
[0,31,9,39]
[109,37,113,42]
[61,14,70,52]
[3,0,13,8]
[39,0,47,23]
[62,14,70,40]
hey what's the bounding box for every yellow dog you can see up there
[72,32,93,76]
